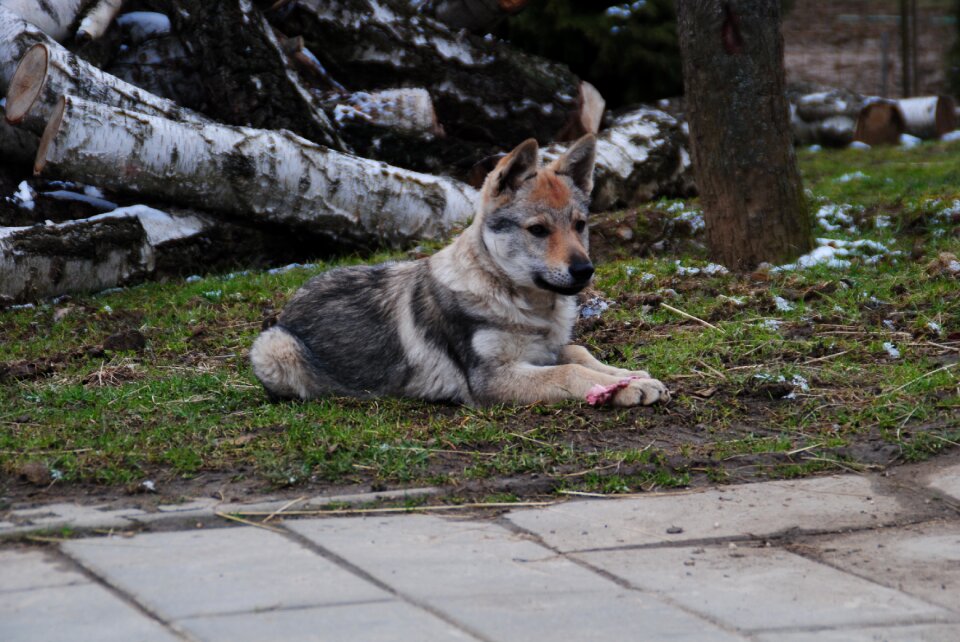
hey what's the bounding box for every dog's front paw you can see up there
[614,378,670,406]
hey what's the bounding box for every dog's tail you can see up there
[249,325,323,401]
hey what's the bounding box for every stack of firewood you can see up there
[0,0,694,302]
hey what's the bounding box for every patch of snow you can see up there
[882,342,900,359]
[942,130,960,142]
[774,296,794,312]
[835,171,868,183]
[203,290,222,299]
[927,321,942,334]
[42,190,117,212]
[673,208,705,233]
[141,479,156,492]
[7,303,35,310]
[899,133,921,148]
[874,215,892,229]
[808,144,822,152]
[580,296,612,319]
[790,374,810,392]
[109,205,205,246]
[10,181,35,210]
[774,237,899,271]
[97,287,124,296]
[761,319,782,331]
[815,204,858,232]
[116,12,171,43]
[849,141,871,150]
[719,295,744,306]
[185,275,202,283]
[102,305,113,314]
[83,185,106,199]
[268,263,316,275]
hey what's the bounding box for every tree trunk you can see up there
[424,0,530,34]
[676,0,811,270]
[541,107,695,211]
[0,0,94,41]
[35,96,478,248]
[166,0,343,150]
[5,41,206,134]
[273,0,601,147]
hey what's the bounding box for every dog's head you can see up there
[477,135,597,296]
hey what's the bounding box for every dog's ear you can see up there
[483,138,539,200]
[549,134,596,195]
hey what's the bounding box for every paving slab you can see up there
[288,515,744,641]
[754,623,960,642]
[507,475,911,552]
[63,526,389,620]
[0,581,181,642]
[1,502,147,536]
[927,461,960,503]
[0,549,86,593]
[182,600,476,642]
[576,544,949,633]
[802,520,960,613]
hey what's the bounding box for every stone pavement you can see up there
[2,457,960,642]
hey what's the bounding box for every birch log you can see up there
[5,41,205,134]
[0,7,54,92]
[0,0,93,41]
[76,0,125,41]
[897,96,957,139]
[274,0,602,146]
[541,107,695,211]
[35,96,478,247]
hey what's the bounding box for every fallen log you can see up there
[0,0,93,41]
[5,41,206,134]
[0,7,53,93]
[35,95,478,247]
[897,96,957,140]
[787,87,911,147]
[854,101,905,146]
[542,107,695,211]
[423,0,530,34]
[165,0,343,150]
[273,0,602,146]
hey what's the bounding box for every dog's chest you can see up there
[473,297,577,366]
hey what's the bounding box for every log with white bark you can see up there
[0,7,54,92]
[0,0,93,41]
[897,96,957,139]
[327,89,443,137]
[165,0,343,150]
[787,87,908,147]
[35,96,478,247]
[542,107,695,212]
[76,0,124,41]
[422,0,530,34]
[273,0,603,147]
[5,41,207,134]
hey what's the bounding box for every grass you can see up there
[2,140,959,503]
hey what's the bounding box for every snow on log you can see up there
[274,0,601,147]
[0,0,93,41]
[897,96,958,139]
[854,101,905,146]
[541,107,695,212]
[424,0,530,34]
[166,0,343,150]
[76,0,125,41]
[35,96,478,247]
[4,42,206,134]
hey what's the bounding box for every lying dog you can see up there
[250,135,669,407]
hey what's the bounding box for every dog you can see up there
[249,134,670,407]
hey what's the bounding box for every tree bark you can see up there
[5,41,206,134]
[166,0,343,150]
[273,0,601,147]
[423,0,530,34]
[35,96,478,248]
[0,0,94,41]
[676,0,811,270]
[0,6,54,93]
[542,107,695,212]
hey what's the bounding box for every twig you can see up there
[785,443,823,456]
[659,302,724,333]
[231,501,556,517]
[696,359,727,380]
[801,350,852,365]
[885,362,959,395]
[262,496,307,523]
[215,511,285,532]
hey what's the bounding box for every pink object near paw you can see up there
[586,376,642,406]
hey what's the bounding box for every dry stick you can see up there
[659,302,724,332]
[885,362,959,395]
[231,501,556,517]
[801,350,852,365]
[214,511,286,533]
[262,496,307,524]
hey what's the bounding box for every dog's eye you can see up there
[526,224,550,238]
[574,220,586,233]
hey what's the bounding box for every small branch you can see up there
[659,302,724,332]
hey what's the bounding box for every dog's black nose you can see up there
[569,261,595,282]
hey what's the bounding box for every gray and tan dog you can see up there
[250,135,669,407]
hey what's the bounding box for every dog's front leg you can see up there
[483,363,669,406]
[558,345,651,379]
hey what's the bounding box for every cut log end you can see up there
[5,43,48,125]
[34,95,66,176]
[854,102,905,146]
[555,81,606,142]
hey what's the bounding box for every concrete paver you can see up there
[0,549,85,593]
[576,544,949,632]
[927,462,960,503]
[805,520,960,613]
[754,624,960,642]
[63,526,390,620]
[288,515,744,641]
[182,600,476,642]
[1,581,180,642]
[506,475,912,551]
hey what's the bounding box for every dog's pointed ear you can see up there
[484,138,539,200]
[549,134,596,195]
